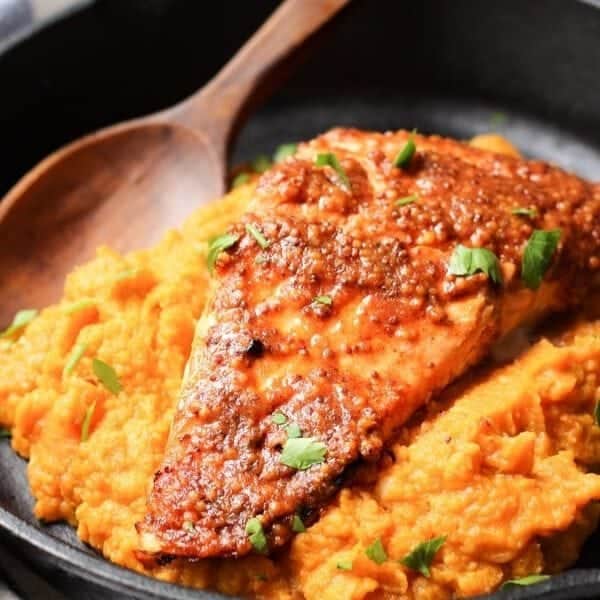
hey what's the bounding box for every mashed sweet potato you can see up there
[1,136,600,599]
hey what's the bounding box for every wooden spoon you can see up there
[0,0,349,326]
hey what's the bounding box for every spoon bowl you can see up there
[0,0,349,326]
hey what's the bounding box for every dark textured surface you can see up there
[1,0,600,598]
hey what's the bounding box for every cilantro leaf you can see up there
[313,295,332,306]
[232,172,250,188]
[271,412,288,425]
[274,143,297,163]
[280,437,327,470]
[400,536,446,578]
[448,245,503,285]
[501,575,550,589]
[286,423,302,439]
[315,152,351,190]
[80,401,96,442]
[292,514,306,533]
[1,309,38,338]
[245,224,271,250]
[336,559,353,571]
[522,229,561,290]
[365,538,387,565]
[206,233,238,275]
[393,138,416,168]
[92,358,122,396]
[245,517,268,554]
[395,194,418,207]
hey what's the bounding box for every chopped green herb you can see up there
[501,575,550,589]
[207,233,238,275]
[114,268,140,282]
[92,358,122,396]
[245,517,268,554]
[80,401,96,442]
[64,343,88,376]
[393,138,416,168]
[400,536,446,578]
[292,514,306,533]
[511,207,538,218]
[245,224,271,249]
[594,399,600,427]
[64,299,96,315]
[274,143,298,163]
[365,538,387,565]
[271,412,288,425]
[490,112,507,127]
[521,229,561,290]
[336,559,353,571]
[448,245,503,285]
[395,194,418,207]
[286,423,302,439]
[313,295,332,306]
[252,155,272,173]
[232,172,250,189]
[315,152,351,189]
[1,309,38,338]
[280,437,327,470]
[0,428,11,439]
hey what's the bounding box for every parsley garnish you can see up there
[365,538,387,565]
[395,194,418,207]
[246,224,271,250]
[245,517,268,554]
[1,309,38,338]
[92,358,122,395]
[280,437,327,470]
[0,428,11,439]
[64,343,88,376]
[274,143,297,163]
[521,229,561,290]
[336,559,353,571]
[286,423,302,439]
[448,245,503,285]
[292,514,306,533]
[81,401,96,442]
[207,234,238,275]
[64,299,95,315]
[501,575,550,589]
[232,172,250,189]
[315,153,351,190]
[393,138,416,168]
[594,400,600,427]
[271,412,288,425]
[252,155,272,173]
[512,207,537,218]
[313,295,332,306]
[400,536,446,578]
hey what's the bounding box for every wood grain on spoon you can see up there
[0,0,349,326]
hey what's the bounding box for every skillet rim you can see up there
[1,1,600,598]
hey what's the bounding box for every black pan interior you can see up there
[1,1,600,598]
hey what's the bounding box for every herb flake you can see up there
[246,224,271,250]
[245,517,268,554]
[81,401,96,442]
[274,143,297,163]
[64,299,96,315]
[292,514,306,533]
[252,155,272,173]
[365,538,387,565]
[64,343,88,376]
[393,138,416,168]
[315,152,351,190]
[512,207,538,218]
[232,172,250,189]
[501,575,550,589]
[207,234,238,275]
[395,194,418,207]
[92,358,122,396]
[336,559,353,571]
[280,437,327,470]
[448,245,503,285]
[400,536,446,578]
[522,229,561,290]
[1,309,38,338]
[286,423,302,439]
[313,295,332,306]
[271,412,288,425]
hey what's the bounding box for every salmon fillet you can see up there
[138,128,600,559]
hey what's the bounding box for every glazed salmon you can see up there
[138,129,600,559]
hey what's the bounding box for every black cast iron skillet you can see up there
[1,1,600,598]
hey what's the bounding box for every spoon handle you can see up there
[170,0,350,155]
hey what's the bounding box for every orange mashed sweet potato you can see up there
[1,136,600,599]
